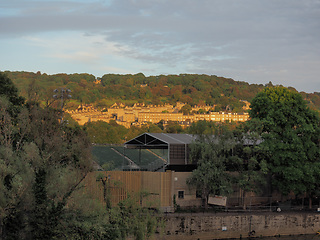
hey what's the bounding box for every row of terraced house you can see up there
[138,111,249,124]
[66,101,250,127]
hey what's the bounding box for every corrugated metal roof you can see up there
[147,133,196,144]
[125,133,197,146]
[125,132,261,146]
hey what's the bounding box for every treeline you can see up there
[4,71,320,111]
[84,119,240,144]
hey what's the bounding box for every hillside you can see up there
[4,71,320,111]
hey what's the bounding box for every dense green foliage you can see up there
[187,138,232,209]
[0,77,92,238]
[247,87,320,200]
[186,122,268,209]
[0,73,25,116]
[85,121,163,144]
[85,119,241,145]
[0,73,160,239]
[5,71,320,112]
[187,89,320,208]
[231,130,269,208]
[187,124,236,209]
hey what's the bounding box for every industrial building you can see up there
[124,132,199,171]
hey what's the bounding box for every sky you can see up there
[0,0,320,93]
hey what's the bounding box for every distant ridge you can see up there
[3,71,320,111]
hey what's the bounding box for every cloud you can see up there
[1,0,320,92]
[22,32,122,64]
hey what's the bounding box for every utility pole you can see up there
[53,88,71,123]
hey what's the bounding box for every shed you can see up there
[124,133,198,171]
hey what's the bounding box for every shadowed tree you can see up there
[248,86,320,208]
[0,76,93,238]
[0,72,24,117]
[187,126,234,209]
[232,129,268,209]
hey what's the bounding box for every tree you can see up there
[0,72,24,116]
[187,120,215,136]
[111,194,159,240]
[248,86,320,207]
[187,128,234,209]
[85,120,128,144]
[0,87,92,238]
[165,121,184,133]
[0,98,30,239]
[0,72,24,105]
[94,172,161,240]
[179,104,192,115]
[232,129,268,209]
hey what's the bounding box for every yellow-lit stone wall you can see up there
[67,103,249,127]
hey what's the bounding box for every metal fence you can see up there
[224,196,320,212]
[172,196,320,214]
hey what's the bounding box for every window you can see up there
[178,190,184,199]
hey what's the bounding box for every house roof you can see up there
[149,133,196,144]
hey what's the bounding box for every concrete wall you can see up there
[159,212,320,239]
[172,172,202,208]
